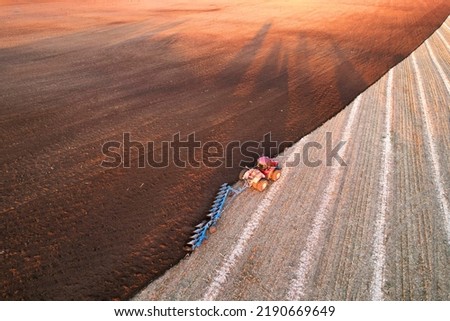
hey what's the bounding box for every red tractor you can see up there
[239,156,282,191]
[186,156,282,250]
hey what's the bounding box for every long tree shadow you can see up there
[249,40,290,157]
[280,31,321,139]
[216,39,290,164]
[254,40,283,93]
[217,23,272,89]
[330,39,368,106]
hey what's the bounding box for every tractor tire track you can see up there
[369,68,393,301]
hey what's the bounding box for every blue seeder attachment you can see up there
[186,183,246,251]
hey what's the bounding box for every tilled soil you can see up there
[1,1,449,300]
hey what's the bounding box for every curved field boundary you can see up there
[135,17,450,300]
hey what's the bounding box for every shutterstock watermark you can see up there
[100,132,347,169]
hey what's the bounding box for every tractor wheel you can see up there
[239,169,247,180]
[254,179,268,192]
[271,169,282,181]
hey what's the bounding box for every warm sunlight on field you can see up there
[1,0,449,300]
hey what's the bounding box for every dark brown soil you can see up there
[1,0,449,300]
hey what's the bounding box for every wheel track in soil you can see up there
[135,17,450,301]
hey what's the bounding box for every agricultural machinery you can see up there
[239,156,281,191]
[186,156,282,251]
